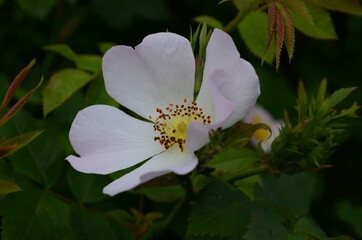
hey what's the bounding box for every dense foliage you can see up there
[0,0,361,239]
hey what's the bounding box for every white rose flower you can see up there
[66,29,260,196]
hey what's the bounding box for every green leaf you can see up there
[84,75,119,107]
[262,173,315,216]
[0,180,21,194]
[15,0,56,18]
[43,44,77,61]
[238,11,275,64]
[316,78,327,106]
[309,0,362,15]
[243,207,290,240]
[0,130,43,158]
[193,15,223,29]
[187,180,255,238]
[69,205,118,240]
[98,42,116,54]
[0,146,17,159]
[5,110,64,187]
[43,69,94,116]
[75,54,102,73]
[0,158,15,180]
[293,217,327,238]
[329,87,357,107]
[281,0,314,24]
[1,183,70,240]
[297,80,308,116]
[136,185,184,202]
[190,24,201,52]
[66,167,109,203]
[205,148,258,175]
[232,0,255,10]
[291,2,337,39]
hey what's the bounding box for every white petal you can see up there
[245,105,275,124]
[103,145,198,196]
[66,105,164,174]
[187,69,235,152]
[197,29,260,128]
[103,32,195,120]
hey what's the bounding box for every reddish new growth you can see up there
[149,98,211,152]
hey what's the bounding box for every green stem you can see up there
[163,175,194,227]
[142,176,194,239]
[226,167,267,184]
[223,0,264,33]
[163,196,187,228]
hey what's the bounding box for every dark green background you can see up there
[0,0,361,238]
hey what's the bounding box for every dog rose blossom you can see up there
[66,29,260,196]
[245,105,283,153]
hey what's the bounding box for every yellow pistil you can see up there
[150,98,211,151]
[252,116,271,141]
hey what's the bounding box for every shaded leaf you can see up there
[262,173,315,216]
[43,44,77,61]
[5,110,64,187]
[0,59,35,115]
[243,207,290,240]
[15,0,56,18]
[187,180,255,238]
[0,146,17,159]
[0,158,15,180]
[136,185,184,202]
[0,78,43,126]
[293,217,327,238]
[297,80,308,116]
[238,11,275,64]
[329,87,357,107]
[291,2,337,39]
[66,167,109,203]
[310,0,362,15]
[316,78,328,105]
[84,75,119,107]
[0,180,21,194]
[70,205,118,240]
[335,201,362,238]
[0,130,43,158]
[43,68,94,116]
[1,182,70,240]
[205,148,258,175]
[75,54,102,73]
[193,15,223,29]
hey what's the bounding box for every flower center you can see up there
[252,116,271,141]
[150,98,211,152]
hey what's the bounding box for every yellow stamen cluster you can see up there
[150,98,211,151]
